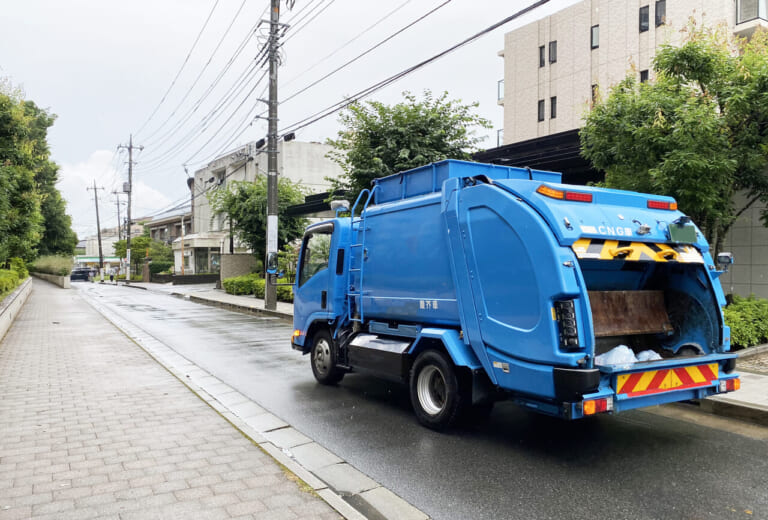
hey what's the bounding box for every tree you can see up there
[0,82,76,262]
[327,90,492,202]
[208,176,308,264]
[112,236,161,274]
[580,25,768,253]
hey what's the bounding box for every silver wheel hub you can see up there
[314,339,331,375]
[417,365,446,416]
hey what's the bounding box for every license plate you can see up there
[616,363,718,397]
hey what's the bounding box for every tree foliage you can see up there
[327,90,492,201]
[208,176,308,263]
[0,81,76,263]
[113,235,172,274]
[580,26,768,251]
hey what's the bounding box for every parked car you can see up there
[70,268,90,281]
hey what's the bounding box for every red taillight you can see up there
[537,185,592,203]
[565,191,593,203]
[647,200,678,210]
[583,397,613,415]
[726,378,740,392]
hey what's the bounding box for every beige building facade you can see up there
[498,0,765,145]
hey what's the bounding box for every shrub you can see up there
[0,269,20,295]
[9,257,28,279]
[149,261,173,275]
[222,273,262,295]
[723,295,768,348]
[29,255,73,276]
[221,273,293,302]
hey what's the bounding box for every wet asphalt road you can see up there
[77,283,768,520]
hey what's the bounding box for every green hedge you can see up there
[149,261,173,275]
[724,295,768,348]
[0,269,20,295]
[222,273,293,302]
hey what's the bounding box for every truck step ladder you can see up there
[347,187,378,323]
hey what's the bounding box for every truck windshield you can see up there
[298,231,331,286]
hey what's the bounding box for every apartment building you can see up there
[487,0,768,297]
[174,140,343,274]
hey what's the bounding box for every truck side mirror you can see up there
[716,252,733,272]
[266,252,279,275]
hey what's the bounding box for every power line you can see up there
[279,0,551,136]
[135,0,223,136]
[138,0,253,144]
[281,0,413,88]
[280,0,451,106]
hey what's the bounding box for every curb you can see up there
[736,344,768,359]
[78,287,429,520]
[694,398,768,427]
[176,293,294,322]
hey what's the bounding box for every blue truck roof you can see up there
[372,159,561,204]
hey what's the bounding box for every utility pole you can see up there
[264,0,281,310]
[112,191,126,241]
[86,181,105,282]
[118,135,143,283]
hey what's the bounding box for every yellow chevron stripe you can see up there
[634,370,657,392]
[571,239,703,263]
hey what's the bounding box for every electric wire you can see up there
[279,0,550,136]
[280,0,451,106]
[134,0,222,137]
[138,0,253,144]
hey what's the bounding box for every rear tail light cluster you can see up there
[537,185,593,203]
[554,300,579,350]
[647,199,678,210]
[719,378,740,392]
[583,397,613,415]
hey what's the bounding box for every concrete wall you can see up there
[31,272,71,289]
[0,278,32,341]
[220,254,258,281]
[720,195,768,298]
[500,0,735,145]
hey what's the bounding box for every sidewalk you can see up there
[0,279,341,520]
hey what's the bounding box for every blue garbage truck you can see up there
[289,160,740,430]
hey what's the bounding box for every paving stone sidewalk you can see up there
[0,279,341,520]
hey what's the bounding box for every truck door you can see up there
[449,184,581,378]
[293,223,334,330]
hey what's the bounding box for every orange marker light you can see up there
[537,185,565,199]
[293,330,301,338]
[583,400,597,415]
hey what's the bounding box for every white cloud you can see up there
[58,150,172,239]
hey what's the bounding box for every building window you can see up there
[539,45,545,67]
[737,0,765,23]
[655,0,666,26]
[549,41,557,63]
[496,129,504,147]
[497,79,504,101]
[591,25,599,49]
[538,100,545,122]
[639,6,650,32]
[550,97,557,119]
[591,84,598,103]
[640,70,649,83]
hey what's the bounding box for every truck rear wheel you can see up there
[310,330,344,385]
[410,350,465,431]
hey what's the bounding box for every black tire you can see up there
[410,350,465,431]
[310,329,344,385]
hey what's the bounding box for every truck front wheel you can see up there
[310,330,344,385]
[410,350,465,431]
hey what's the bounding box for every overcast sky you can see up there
[1,0,577,238]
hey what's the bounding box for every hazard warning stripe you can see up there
[572,239,704,263]
[616,363,719,397]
